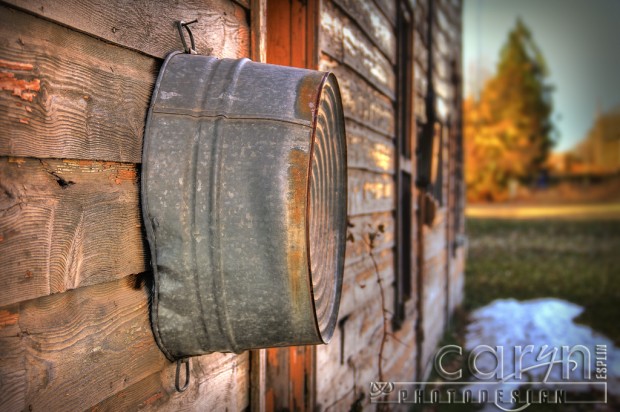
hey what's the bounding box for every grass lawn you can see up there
[465,218,620,344]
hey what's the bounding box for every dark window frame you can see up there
[393,0,415,329]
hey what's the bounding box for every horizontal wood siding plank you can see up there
[320,3,395,100]
[0,157,146,307]
[332,0,396,64]
[373,0,397,28]
[320,0,345,61]
[0,275,249,411]
[4,0,250,59]
[346,119,395,174]
[92,352,250,411]
[342,16,395,100]
[320,55,395,137]
[348,170,394,216]
[0,276,162,411]
[345,212,394,267]
[0,6,156,162]
[340,248,394,318]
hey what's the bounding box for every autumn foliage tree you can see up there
[464,19,555,201]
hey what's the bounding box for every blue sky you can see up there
[463,0,620,152]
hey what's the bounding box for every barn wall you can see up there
[0,0,464,410]
[315,0,464,409]
[0,1,252,411]
[410,0,466,379]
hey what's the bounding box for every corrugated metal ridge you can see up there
[150,109,314,128]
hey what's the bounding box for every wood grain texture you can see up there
[320,55,395,138]
[320,0,345,61]
[339,248,394,317]
[91,352,250,411]
[333,0,396,64]
[0,275,250,412]
[0,157,145,307]
[373,0,397,28]
[320,1,395,100]
[0,6,156,162]
[316,290,396,410]
[346,119,395,174]
[348,170,394,216]
[5,0,250,59]
[250,0,267,62]
[341,13,395,100]
[345,212,394,267]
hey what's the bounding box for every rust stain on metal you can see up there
[286,148,309,306]
[295,73,323,120]
[0,71,40,102]
[0,59,34,71]
[0,309,19,330]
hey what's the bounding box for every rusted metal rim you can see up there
[307,73,347,342]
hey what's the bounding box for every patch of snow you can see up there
[463,298,620,410]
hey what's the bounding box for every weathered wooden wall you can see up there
[315,0,465,409]
[0,0,464,410]
[414,0,465,378]
[0,1,251,410]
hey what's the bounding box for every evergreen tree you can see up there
[465,18,555,201]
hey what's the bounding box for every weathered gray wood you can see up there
[5,0,250,59]
[333,0,396,64]
[342,14,395,100]
[320,55,395,138]
[0,275,250,412]
[92,352,250,411]
[0,304,24,412]
[346,119,395,174]
[373,0,397,28]
[320,0,345,61]
[348,170,395,216]
[0,6,156,162]
[340,248,394,317]
[0,276,161,411]
[0,157,146,307]
[345,212,394,267]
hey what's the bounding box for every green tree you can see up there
[465,18,555,201]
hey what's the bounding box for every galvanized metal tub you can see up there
[141,51,347,360]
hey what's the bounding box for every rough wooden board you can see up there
[0,6,156,162]
[348,169,394,216]
[91,352,250,411]
[346,119,395,174]
[0,157,146,307]
[333,0,396,64]
[0,275,250,412]
[316,294,397,409]
[5,0,250,59]
[320,55,395,138]
[320,2,395,99]
[250,0,267,63]
[373,0,397,28]
[339,248,394,317]
[341,11,395,100]
[0,276,163,411]
[344,212,395,268]
[320,0,344,61]
[0,304,25,412]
